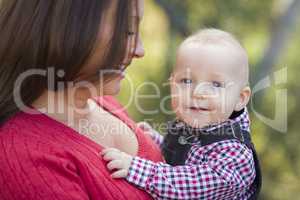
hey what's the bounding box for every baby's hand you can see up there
[101,148,133,178]
[137,121,164,145]
[137,121,152,132]
[137,121,158,137]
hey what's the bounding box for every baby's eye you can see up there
[212,81,223,88]
[180,78,193,84]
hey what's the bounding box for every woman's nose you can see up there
[133,35,145,58]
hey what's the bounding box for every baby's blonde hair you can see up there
[182,28,243,50]
[180,28,249,86]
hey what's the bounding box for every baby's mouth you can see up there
[188,106,211,112]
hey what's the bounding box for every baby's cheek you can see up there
[210,112,229,124]
[208,98,231,121]
[171,97,184,119]
[208,96,222,111]
[213,97,237,120]
[172,89,189,106]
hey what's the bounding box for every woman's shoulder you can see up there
[0,111,95,158]
[0,112,91,199]
[1,112,66,158]
[1,111,59,143]
[0,111,40,140]
[0,111,95,188]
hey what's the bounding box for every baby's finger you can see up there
[137,122,151,131]
[107,160,123,171]
[101,148,120,155]
[111,169,128,179]
[102,151,121,161]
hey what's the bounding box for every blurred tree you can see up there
[253,0,300,86]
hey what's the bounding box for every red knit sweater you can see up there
[0,96,163,200]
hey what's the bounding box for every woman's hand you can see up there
[101,148,133,178]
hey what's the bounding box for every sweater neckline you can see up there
[22,96,143,156]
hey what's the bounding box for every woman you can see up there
[0,0,163,199]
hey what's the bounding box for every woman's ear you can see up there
[234,86,251,111]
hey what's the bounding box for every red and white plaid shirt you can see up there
[126,108,256,200]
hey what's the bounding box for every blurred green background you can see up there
[117,0,300,199]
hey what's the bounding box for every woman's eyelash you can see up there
[127,31,135,36]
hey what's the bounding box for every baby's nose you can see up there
[192,82,216,99]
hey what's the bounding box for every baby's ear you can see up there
[234,86,251,111]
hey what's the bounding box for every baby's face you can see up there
[170,42,249,128]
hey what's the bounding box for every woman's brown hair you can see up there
[0,0,138,125]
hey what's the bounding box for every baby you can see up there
[101,29,261,200]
